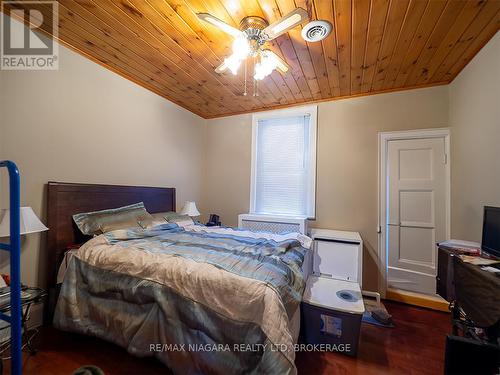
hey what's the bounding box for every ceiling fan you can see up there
[197,8,309,84]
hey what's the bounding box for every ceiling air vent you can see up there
[301,20,332,42]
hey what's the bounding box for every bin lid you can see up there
[303,276,365,314]
[310,229,362,244]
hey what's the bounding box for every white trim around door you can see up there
[378,128,451,298]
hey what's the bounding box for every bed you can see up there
[46,182,311,374]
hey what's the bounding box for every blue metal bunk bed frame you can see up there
[0,161,22,375]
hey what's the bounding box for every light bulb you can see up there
[232,36,250,60]
[254,62,273,80]
[254,62,265,80]
[254,51,277,80]
[224,54,241,75]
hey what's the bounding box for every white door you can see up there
[386,137,447,295]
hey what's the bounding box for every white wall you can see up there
[203,86,450,291]
[449,32,500,242]
[0,18,205,290]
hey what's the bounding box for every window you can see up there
[250,106,317,218]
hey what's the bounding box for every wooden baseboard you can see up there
[386,288,450,312]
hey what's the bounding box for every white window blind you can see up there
[251,107,316,217]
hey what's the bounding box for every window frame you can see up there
[249,105,318,219]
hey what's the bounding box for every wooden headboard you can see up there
[46,182,176,288]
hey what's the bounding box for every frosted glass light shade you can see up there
[0,207,49,237]
[179,201,200,217]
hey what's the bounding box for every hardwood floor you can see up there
[295,301,450,374]
[4,301,449,374]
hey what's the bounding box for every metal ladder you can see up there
[0,161,22,375]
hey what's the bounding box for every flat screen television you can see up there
[482,206,500,258]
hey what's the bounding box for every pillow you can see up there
[73,202,151,235]
[137,214,167,230]
[163,211,193,224]
[99,218,143,233]
[150,212,170,221]
[137,211,193,230]
[152,211,194,228]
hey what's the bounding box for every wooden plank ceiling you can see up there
[5,0,499,118]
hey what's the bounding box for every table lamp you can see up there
[179,201,200,218]
[0,207,48,237]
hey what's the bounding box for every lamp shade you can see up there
[179,201,200,217]
[0,207,48,237]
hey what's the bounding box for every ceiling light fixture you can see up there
[232,35,250,60]
[254,49,288,81]
[197,8,311,95]
[224,55,242,75]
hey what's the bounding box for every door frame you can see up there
[378,128,451,298]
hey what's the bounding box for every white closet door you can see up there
[387,137,447,294]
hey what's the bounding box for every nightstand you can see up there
[0,287,47,359]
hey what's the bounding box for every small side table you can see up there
[0,286,47,359]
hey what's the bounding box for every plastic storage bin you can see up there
[300,276,364,356]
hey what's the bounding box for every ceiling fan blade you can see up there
[262,8,309,40]
[215,61,228,74]
[265,50,289,73]
[197,13,243,38]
